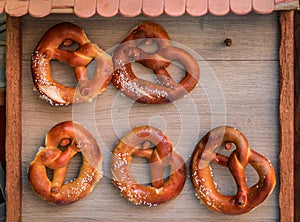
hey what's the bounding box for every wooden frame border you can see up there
[4,11,295,221]
[5,16,22,222]
[279,10,295,222]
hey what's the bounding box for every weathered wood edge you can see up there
[279,10,295,222]
[294,10,300,222]
[275,1,299,11]
[5,16,22,222]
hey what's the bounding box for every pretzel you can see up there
[31,22,113,105]
[112,21,200,104]
[111,126,186,206]
[28,121,103,205]
[189,126,276,215]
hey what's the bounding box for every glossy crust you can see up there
[189,126,276,215]
[28,121,103,205]
[112,21,200,104]
[31,22,113,105]
[111,126,186,206]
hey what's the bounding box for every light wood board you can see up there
[21,13,279,221]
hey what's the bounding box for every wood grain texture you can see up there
[19,13,280,221]
[294,10,300,222]
[5,16,22,222]
[279,10,294,222]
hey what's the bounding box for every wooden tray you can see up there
[5,11,294,221]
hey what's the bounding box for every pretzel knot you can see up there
[28,121,103,205]
[112,21,200,104]
[111,126,186,206]
[189,126,276,215]
[31,22,113,106]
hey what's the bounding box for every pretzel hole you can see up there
[131,61,185,85]
[130,155,170,186]
[244,164,260,188]
[210,163,237,196]
[85,58,98,80]
[131,63,157,83]
[46,166,54,181]
[207,144,238,195]
[47,153,83,184]
[64,152,83,183]
[130,156,151,186]
[51,61,78,87]
[210,157,259,196]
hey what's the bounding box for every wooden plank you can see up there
[279,10,294,222]
[5,16,22,222]
[294,10,300,222]
[20,13,279,221]
[274,1,299,11]
[21,14,279,62]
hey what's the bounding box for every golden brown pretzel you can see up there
[112,21,200,104]
[28,121,103,205]
[111,126,186,206]
[31,22,113,105]
[189,126,276,215]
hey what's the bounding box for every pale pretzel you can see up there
[111,126,186,206]
[28,121,103,205]
[112,21,200,104]
[189,126,276,215]
[31,22,113,105]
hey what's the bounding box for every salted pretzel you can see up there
[31,22,113,105]
[111,126,186,206]
[28,121,103,205]
[189,126,276,215]
[112,21,200,104]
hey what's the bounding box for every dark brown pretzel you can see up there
[31,22,113,105]
[189,126,276,215]
[112,21,200,104]
[111,126,186,206]
[28,121,102,205]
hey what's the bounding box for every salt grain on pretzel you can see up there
[189,126,276,215]
[112,21,200,104]
[28,121,103,205]
[111,126,186,206]
[31,22,113,105]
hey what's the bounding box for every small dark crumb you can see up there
[224,38,232,47]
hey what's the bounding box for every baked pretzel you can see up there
[31,22,113,105]
[189,126,276,215]
[28,121,103,205]
[112,21,200,104]
[111,126,186,206]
